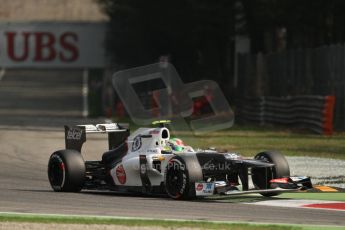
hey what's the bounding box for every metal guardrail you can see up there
[236,95,335,135]
[237,45,345,130]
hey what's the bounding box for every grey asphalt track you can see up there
[0,128,344,227]
[0,71,344,227]
[0,69,86,127]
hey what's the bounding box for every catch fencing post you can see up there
[0,68,6,81]
[82,69,89,118]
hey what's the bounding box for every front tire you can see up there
[164,155,203,200]
[48,149,85,192]
[251,151,290,197]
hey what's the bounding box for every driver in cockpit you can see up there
[165,138,194,153]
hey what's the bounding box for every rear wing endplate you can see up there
[64,123,129,152]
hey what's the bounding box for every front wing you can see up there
[195,176,313,196]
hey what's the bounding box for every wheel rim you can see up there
[48,155,65,190]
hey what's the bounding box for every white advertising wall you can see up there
[0,22,106,68]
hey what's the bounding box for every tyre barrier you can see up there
[236,95,336,135]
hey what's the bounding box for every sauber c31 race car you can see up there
[48,121,312,199]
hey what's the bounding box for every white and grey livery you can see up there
[48,121,312,199]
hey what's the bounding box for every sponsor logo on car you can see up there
[195,182,215,196]
[149,130,160,135]
[140,164,147,174]
[116,165,126,184]
[196,183,204,191]
[147,149,157,153]
[132,135,142,151]
[66,128,82,140]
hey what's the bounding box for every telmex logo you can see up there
[67,129,82,140]
[0,32,79,62]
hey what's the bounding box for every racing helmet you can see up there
[167,138,185,152]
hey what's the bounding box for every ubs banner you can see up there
[0,22,106,68]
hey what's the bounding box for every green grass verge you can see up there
[278,192,345,201]
[170,124,345,160]
[0,213,343,230]
[121,120,345,159]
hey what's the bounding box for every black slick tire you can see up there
[251,151,290,197]
[164,154,203,200]
[48,149,85,192]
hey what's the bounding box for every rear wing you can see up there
[64,123,129,152]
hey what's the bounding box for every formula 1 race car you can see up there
[48,121,312,199]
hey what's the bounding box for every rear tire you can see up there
[164,155,203,200]
[48,149,85,192]
[251,151,290,197]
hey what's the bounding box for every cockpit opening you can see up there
[161,129,169,139]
